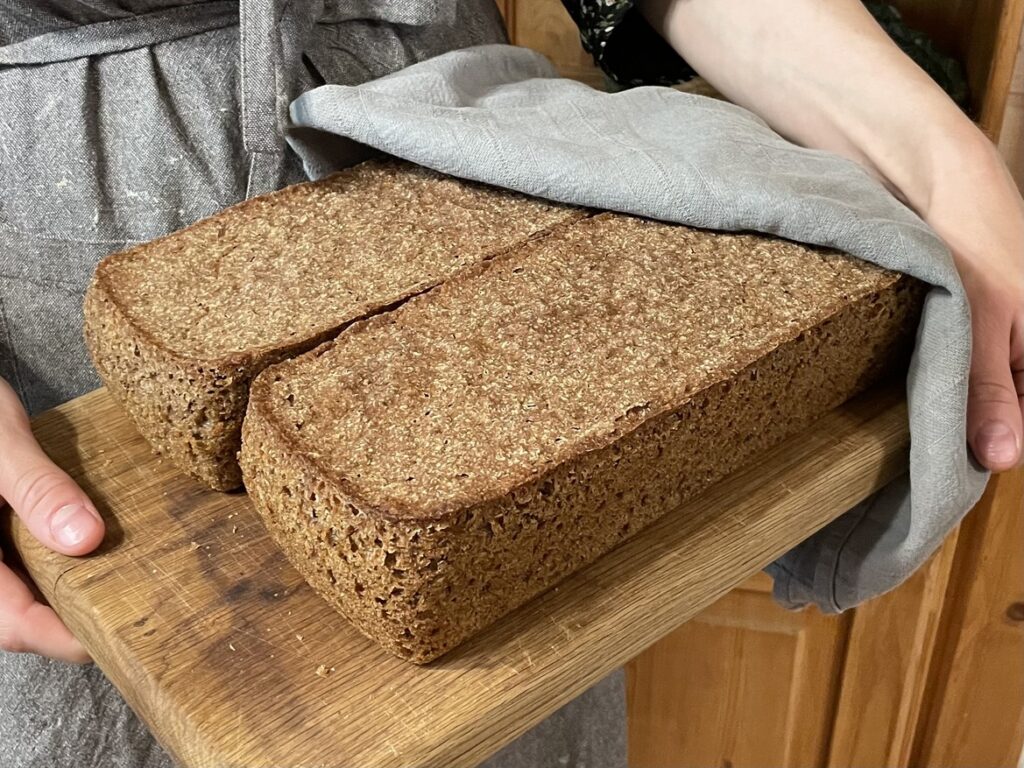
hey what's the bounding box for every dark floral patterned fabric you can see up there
[560,0,695,88]
[561,0,969,107]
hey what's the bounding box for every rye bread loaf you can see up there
[240,212,925,663]
[83,160,580,490]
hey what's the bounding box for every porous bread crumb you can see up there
[241,212,925,663]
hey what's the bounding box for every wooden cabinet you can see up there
[495,1,1024,764]
[826,535,958,767]
[496,0,605,88]
[1001,18,1024,181]
[626,574,851,768]
[625,532,965,768]
[913,470,1024,767]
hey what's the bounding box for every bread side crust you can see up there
[81,175,360,490]
[240,276,924,663]
[84,273,255,490]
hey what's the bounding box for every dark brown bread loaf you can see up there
[240,212,925,663]
[84,160,580,489]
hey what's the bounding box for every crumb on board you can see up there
[315,664,335,678]
[228,643,236,652]
[295,633,304,642]
[232,525,238,533]
[187,541,200,552]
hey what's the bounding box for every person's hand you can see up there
[0,377,104,661]
[922,137,1024,472]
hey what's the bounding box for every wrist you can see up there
[913,131,1024,296]
[868,109,995,220]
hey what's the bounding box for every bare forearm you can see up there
[637,0,991,212]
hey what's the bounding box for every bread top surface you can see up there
[92,160,577,361]
[251,213,902,521]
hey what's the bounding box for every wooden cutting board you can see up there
[9,385,909,768]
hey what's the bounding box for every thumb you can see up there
[0,441,106,556]
[967,310,1023,472]
[0,383,105,556]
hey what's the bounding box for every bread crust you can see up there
[83,161,581,489]
[240,214,925,662]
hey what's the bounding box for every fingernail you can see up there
[976,421,1020,467]
[50,504,100,548]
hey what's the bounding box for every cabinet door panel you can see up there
[626,585,849,768]
[912,469,1024,767]
[828,533,959,767]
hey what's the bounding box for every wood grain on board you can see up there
[10,384,909,768]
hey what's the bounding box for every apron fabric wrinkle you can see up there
[321,0,454,24]
[0,3,239,65]
[0,1,463,197]
[1,0,283,197]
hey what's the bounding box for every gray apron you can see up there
[0,2,627,765]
